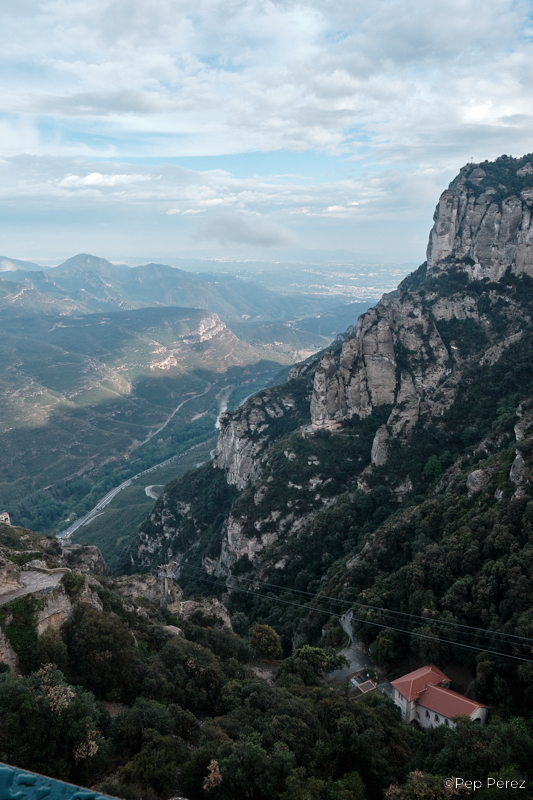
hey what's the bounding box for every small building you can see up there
[0,512,10,525]
[391,664,488,729]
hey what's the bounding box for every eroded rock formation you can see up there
[309,157,533,465]
[214,380,313,489]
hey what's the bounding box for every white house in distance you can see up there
[0,512,10,525]
[391,664,489,729]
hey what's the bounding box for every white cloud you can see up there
[0,0,532,260]
[59,172,152,187]
[166,207,204,214]
[0,0,531,162]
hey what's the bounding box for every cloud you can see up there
[195,211,295,247]
[166,208,203,214]
[0,0,532,260]
[0,0,531,163]
[59,172,152,187]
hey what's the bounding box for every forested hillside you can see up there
[0,524,531,800]
[126,155,533,792]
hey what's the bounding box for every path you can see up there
[56,383,213,540]
[324,610,392,695]
[0,570,66,606]
[133,382,213,449]
[144,485,160,500]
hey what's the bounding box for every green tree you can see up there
[249,623,283,660]
[423,455,443,481]
[230,611,250,637]
[119,729,177,792]
[64,606,142,702]
[0,665,106,782]
[290,645,348,675]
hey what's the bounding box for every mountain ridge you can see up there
[129,155,533,726]
[0,253,333,322]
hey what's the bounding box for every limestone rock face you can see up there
[466,469,490,497]
[179,598,232,630]
[0,629,18,670]
[36,586,75,636]
[309,157,533,463]
[426,162,533,280]
[0,557,23,595]
[310,288,453,461]
[214,381,313,489]
[61,543,109,576]
[115,570,183,615]
[510,452,528,486]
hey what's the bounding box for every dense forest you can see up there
[1,562,532,800]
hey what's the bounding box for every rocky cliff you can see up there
[426,160,533,279]
[310,155,533,467]
[0,523,214,671]
[214,366,317,489]
[131,154,533,597]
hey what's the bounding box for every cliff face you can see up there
[214,368,317,490]
[310,156,533,464]
[132,154,533,588]
[426,162,533,280]
[0,526,195,671]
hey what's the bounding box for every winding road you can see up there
[56,383,213,540]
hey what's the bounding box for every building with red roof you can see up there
[391,664,488,729]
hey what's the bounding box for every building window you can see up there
[425,710,430,719]
[416,712,420,720]
[435,714,440,723]
[444,719,449,727]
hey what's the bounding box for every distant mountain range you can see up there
[0,253,339,321]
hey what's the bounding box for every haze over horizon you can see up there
[1,0,533,264]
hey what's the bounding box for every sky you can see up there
[1,0,533,264]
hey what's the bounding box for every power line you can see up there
[176,562,533,648]
[175,564,533,665]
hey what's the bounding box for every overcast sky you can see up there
[1,0,533,263]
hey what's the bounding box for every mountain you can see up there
[0,256,44,272]
[0,254,330,321]
[4,157,533,800]
[0,304,323,535]
[130,154,533,728]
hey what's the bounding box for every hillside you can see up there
[2,522,531,800]
[0,304,318,536]
[128,155,533,786]
[0,254,331,322]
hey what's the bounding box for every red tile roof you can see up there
[391,664,450,702]
[418,684,488,718]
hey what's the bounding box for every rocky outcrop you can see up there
[179,598,232,630]
[0,557,23,595]
[214,379,313,489]
[310,289,453,464]
[426,161,533,280]
[61,544,109,576]
[309,157,533,465]
[0,629,18,670]
[114,569,183,615]
[466,469,491,496]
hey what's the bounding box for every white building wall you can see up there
[416,703,455,730]
[392,690,417,723]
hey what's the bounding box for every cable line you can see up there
[175,564,533,665]
[176,562,533,647]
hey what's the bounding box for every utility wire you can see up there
[175,564,533,665]
[176,562,533,647]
